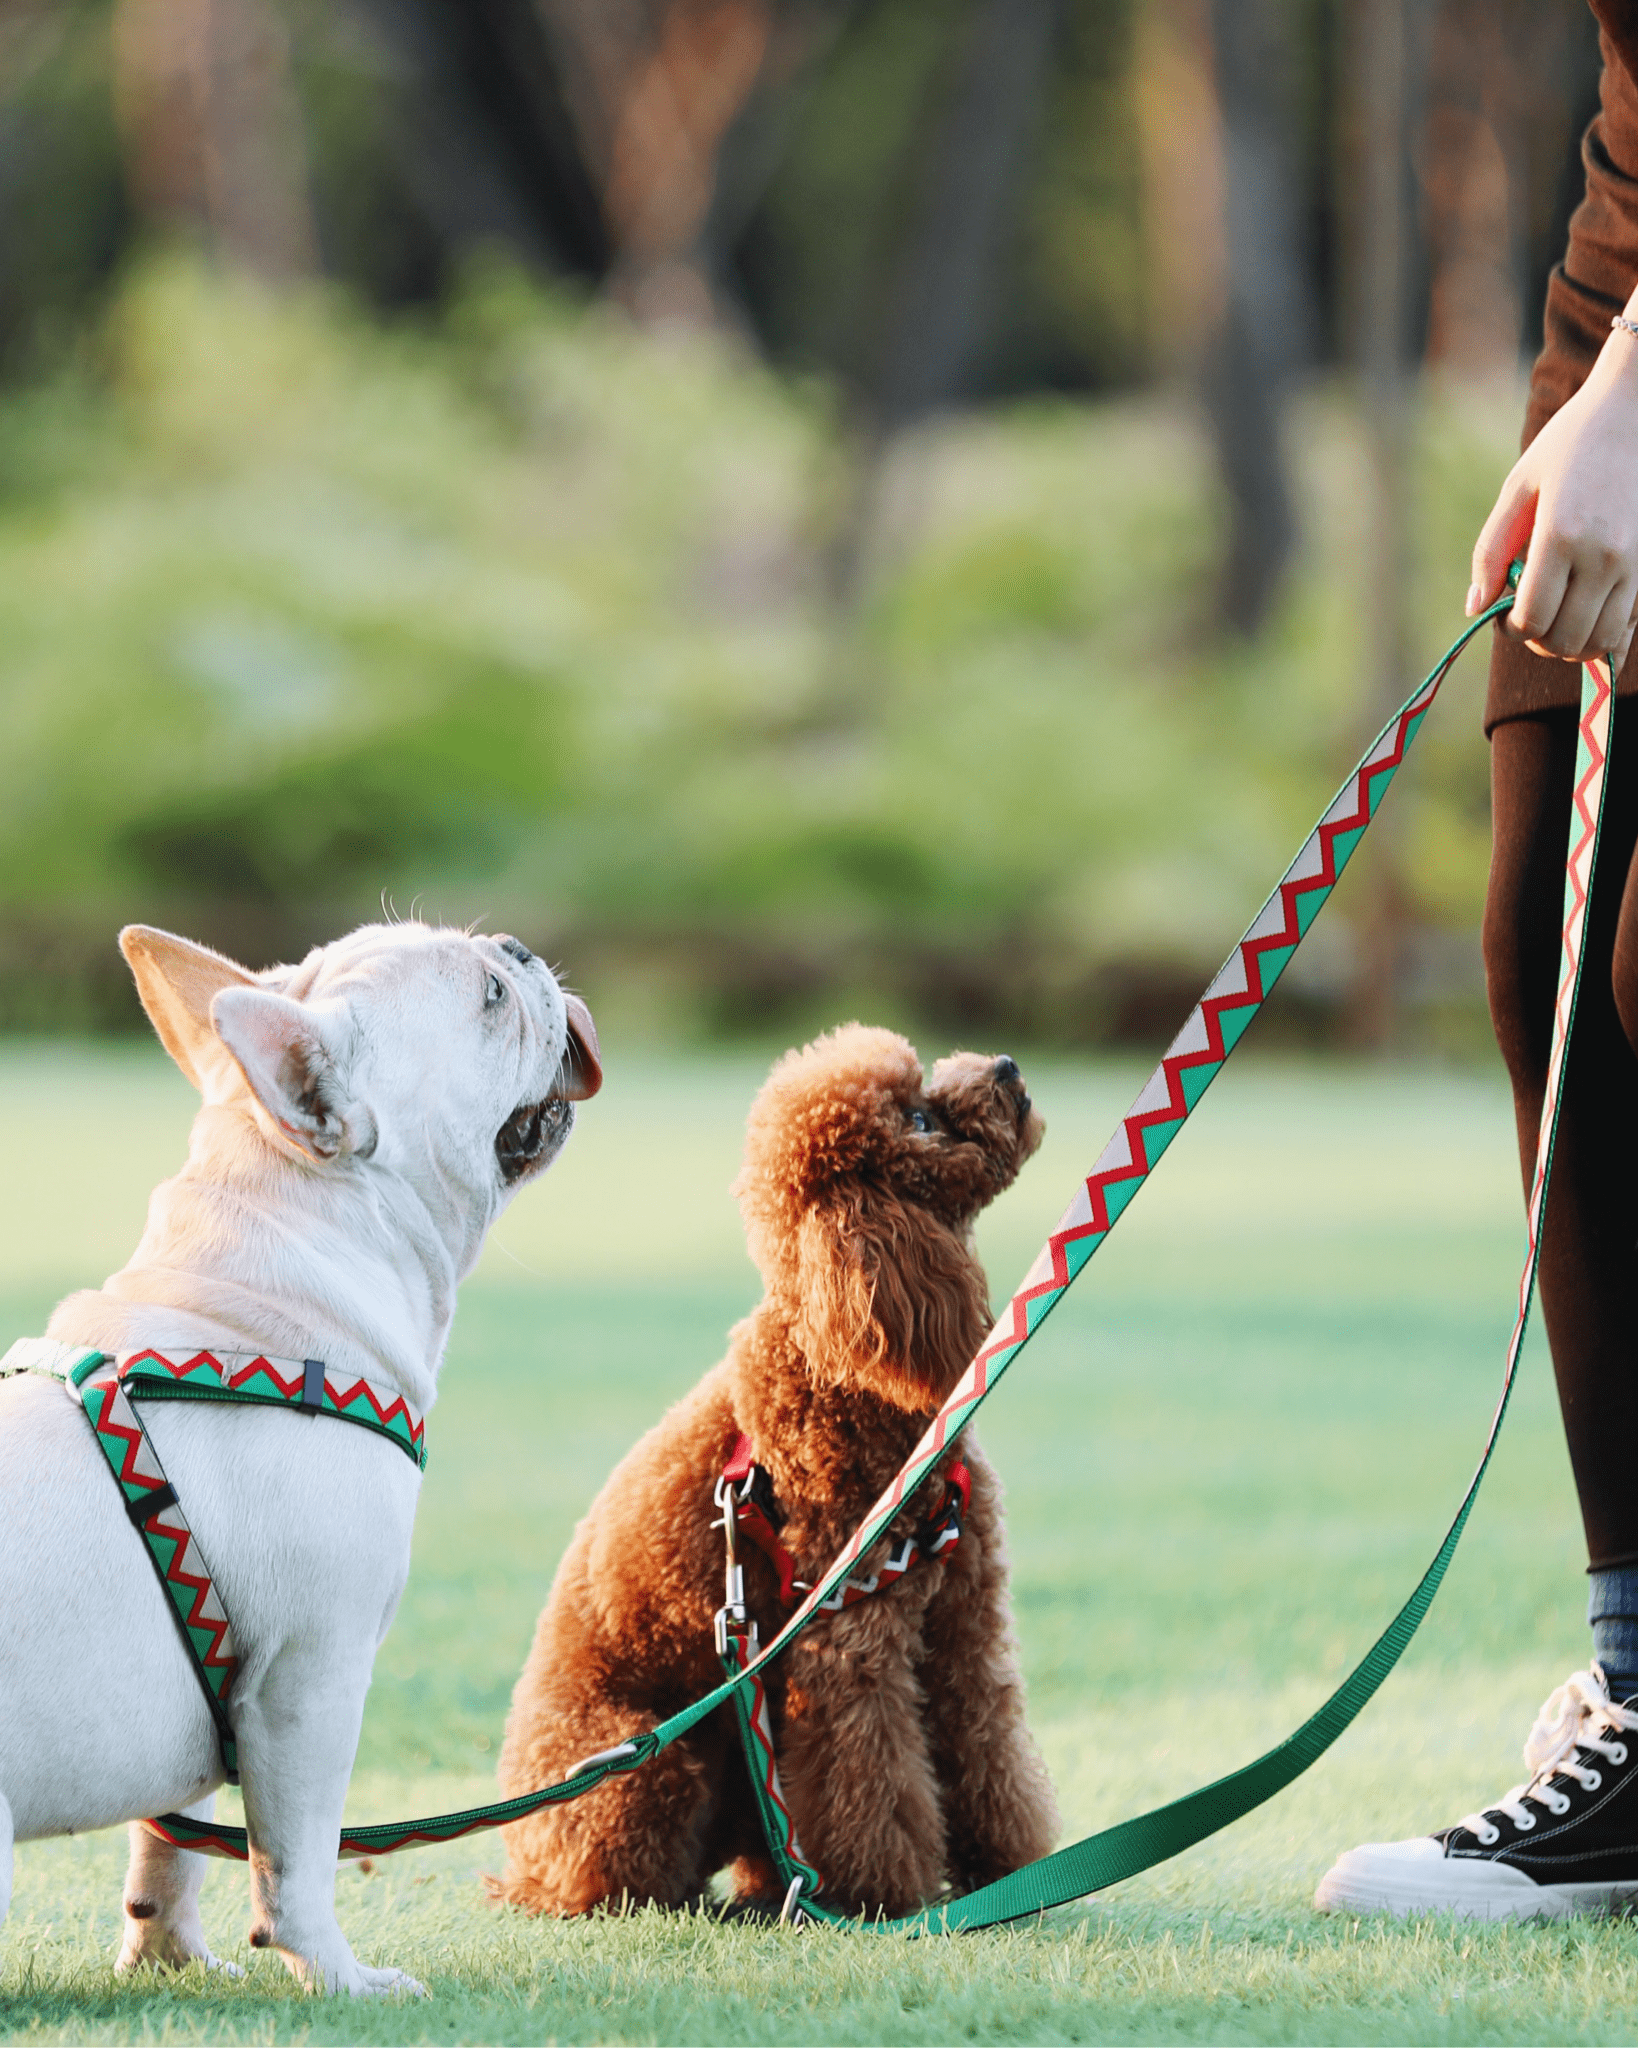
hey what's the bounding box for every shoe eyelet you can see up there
[1549,1794,1572,1816]
[1612,1744,1629,1765]
[1585,1771,1603,1791]
[1477,1825,1500,1846]
[1512,1812,1537,1831]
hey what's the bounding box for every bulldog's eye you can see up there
[485,972,507,1008]
[908,1107,934,1134]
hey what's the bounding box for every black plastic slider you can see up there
[301,1358,326,1412]
[125,1482,179,1527]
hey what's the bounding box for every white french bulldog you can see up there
[0,920,599,1995]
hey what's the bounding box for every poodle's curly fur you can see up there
[492,1023,1060,1919]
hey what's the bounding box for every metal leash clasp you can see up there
[712,1470,758,1660]
[562,1738,639,1783]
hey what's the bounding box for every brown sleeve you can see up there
[1487,13,1638,727]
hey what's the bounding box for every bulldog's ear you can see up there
[120,925,260,1100]
[557,992,602,1102]
[210,987,370,1163]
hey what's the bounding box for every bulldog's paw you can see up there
[116,1932,243,1978]
[116,1907,243,1979]
[347,1962,428,1998]
[253,1917,428,1997]
[281,1951,428,1998]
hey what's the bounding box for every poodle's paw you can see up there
[716,1889,787,1923]
[484,1867,608,1918]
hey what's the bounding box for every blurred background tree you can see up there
[0,0,1605,1046]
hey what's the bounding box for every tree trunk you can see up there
[1421,0,1594,378]
[111,0,317,281]
[531,0,775,326]
[1202,0,1307,637]
[1346,0,1422,1050]
[866,0,1059,437]
[825,0,1058,615]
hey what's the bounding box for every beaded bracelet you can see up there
[1613,315,1638,340]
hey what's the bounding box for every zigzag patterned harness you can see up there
[0,1337,426,1782]
[709,1432,972,1900]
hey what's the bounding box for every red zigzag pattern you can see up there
[121,1348,426,1457]
[82,1373,239,1700]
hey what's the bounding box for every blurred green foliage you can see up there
[0,255,1515,1041]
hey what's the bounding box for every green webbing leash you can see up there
[746,632,1618,1931]
[152,583,1612,1934]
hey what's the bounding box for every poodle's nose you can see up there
[994,1055,1021,1086]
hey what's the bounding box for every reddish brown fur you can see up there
[492,1023,1060,1918]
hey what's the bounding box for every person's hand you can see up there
[1469,323,1638,671]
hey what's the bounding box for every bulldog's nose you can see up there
[994,1055,1021,1086]
[498,936,536,968]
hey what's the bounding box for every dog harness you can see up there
[716,1432,970,1612]
[0,1337,426,1783]
[709,1433,973,1910]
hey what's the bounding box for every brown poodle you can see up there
[492,1023,1060,1919]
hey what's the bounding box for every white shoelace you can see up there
[1459,1667,1638,1846]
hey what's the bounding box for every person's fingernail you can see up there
[1466,582,1481,615]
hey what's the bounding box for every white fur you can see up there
[0,920,597,1995]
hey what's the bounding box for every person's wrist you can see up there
[1592,314,1638,394]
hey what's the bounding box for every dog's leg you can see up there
[918,1446,1059,1892]
[117,1802,242,1977]
[495,1705,723,1915]
[776,1597,948,1917]
[235,1652,425,1997]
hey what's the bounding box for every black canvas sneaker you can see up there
[1315,1667,1638,1920]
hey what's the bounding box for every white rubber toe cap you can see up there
[1315,1836,1629,1922]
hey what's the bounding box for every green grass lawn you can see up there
[2,1039,1633,2044]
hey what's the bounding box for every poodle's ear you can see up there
[791,1186,992,1409]
[792,1196,879,1382]
[738,1024,923,1226]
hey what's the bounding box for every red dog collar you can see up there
[718,1431,969,1613]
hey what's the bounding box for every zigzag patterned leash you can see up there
[848,649,1612,1934]
[717,1632,824,1909]
[152,588,1600,1912]
[715,627,1614,1924]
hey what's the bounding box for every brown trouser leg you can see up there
[1485,701,1638,1569]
